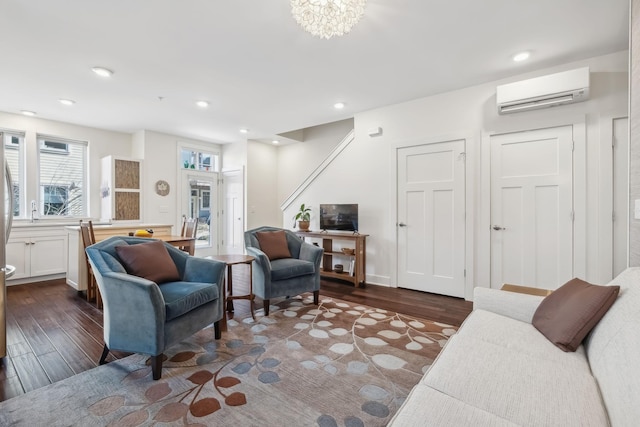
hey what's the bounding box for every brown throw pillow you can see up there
[532,278,620,352]
[255,230,292,260]
[115,240,181,284]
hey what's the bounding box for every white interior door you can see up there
[490,126,573,290]
[613,117,629,277]
[221,169,245,255]
[397,140,466,297]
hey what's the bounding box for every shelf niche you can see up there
[295,230,368,287]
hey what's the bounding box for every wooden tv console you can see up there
[294,230,368,287]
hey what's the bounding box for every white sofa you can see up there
[389,267,640,426]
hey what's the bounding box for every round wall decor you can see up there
[155,180,170,196]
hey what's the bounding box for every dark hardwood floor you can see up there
[1,274,472,402]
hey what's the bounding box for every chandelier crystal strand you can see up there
[291,0,366,40]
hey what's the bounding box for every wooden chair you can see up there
[181,217,198,239]
[80,220,102,308]
[179,217,198,254]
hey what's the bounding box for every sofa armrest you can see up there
[95,271,167,351]
[246,244,270,277]
[473,287,545,324]
[184,256,226,288]
[299,242,323,269]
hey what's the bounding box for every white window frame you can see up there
[3,130,25,219]
[178,145,220,173]
[39,139,70,154]
[176,141,222,256]
[36,134,88,218]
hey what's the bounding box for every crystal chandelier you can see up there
[290,0,366,40]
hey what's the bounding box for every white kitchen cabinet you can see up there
[6,226,68,282]
[6,239,29,280]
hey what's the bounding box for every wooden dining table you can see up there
[146,235,196,255]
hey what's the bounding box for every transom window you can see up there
[40,140,69,153]
[180,148,219,172]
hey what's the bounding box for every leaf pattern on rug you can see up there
[224,392,247,406]
[117,408,149,425]
[88,395,125,416]
[187,370,213,385]
[215,376,241,388]
[145,382,171,402]
[154,402,189,422]
[189,397,221,417]
[279,296,454,424]
[19,295,457,427]
[170,351,196,362]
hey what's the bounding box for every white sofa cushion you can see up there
[473,287,545,323]
[457,309,590,369]
[388,383,518,427]
[422,334,608,426]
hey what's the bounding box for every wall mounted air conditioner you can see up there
[496,67,590,114]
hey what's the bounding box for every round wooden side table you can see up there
[208,254,256,324]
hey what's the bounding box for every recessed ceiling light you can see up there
[334,102,345,109]
[21,110,36,116]
[239,128,249,134]
[512,51,530,62]
[59,99,75,106]
[272,140,280,145]
[196,101,209,108]
[92,66,114,77]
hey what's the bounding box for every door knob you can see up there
[398,223,407,227]
[492,225,505,231]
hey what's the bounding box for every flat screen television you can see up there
[320,204,358,232]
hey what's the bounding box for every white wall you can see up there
[277,118,354,204]
[135,130,221,232]
[222,139,247,172]
[0,111,132,221]
[281,51,629,297]
[247,140,280,229]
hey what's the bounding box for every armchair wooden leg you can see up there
[214,320,221,339]
[99,345,109,365]
[313,290,319,305]
[263,299,270,316]
[151,354,163,380]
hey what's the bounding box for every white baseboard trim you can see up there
[7,273,66,286]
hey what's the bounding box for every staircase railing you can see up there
[280,129,355,211]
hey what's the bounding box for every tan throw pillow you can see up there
[115,240,180,284]
[255,230,292,260]
[532,278,620,352]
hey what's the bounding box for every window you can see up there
[180,148,219,172]
[3,132,24,217]
[40,140,69,153]
[202,190,211,209]
[187,177,215,244]
[37,135,87,217]
[43,186,68,215]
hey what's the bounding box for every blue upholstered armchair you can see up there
[86,236,226,380]
[244,226,323,315]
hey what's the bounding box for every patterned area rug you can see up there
[0,295,457,426]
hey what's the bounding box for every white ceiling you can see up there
[0,0,629,145]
